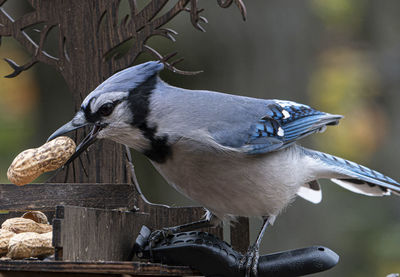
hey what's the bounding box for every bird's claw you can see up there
[148,228,174,247]
[240,245,259,277]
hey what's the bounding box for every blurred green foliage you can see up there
[308,48,388,161]
[310,0,367,33]
[0,40,39,183]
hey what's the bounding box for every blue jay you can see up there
[48,61,400,276]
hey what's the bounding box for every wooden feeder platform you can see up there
[0,183,248,276]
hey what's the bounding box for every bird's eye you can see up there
[98,103,114,116]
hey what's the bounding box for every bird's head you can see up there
[47,61,164,165]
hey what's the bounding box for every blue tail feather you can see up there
[304,148,400,195]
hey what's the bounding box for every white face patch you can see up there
[277,127,284,137]
[91,91,128,113]
[282,110,290,119]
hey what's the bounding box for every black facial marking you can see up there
[82,98,122,123]
[128,74,172,163]
[82,98,100,123]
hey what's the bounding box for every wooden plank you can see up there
[55,205,222,262]
[0,260,198,276]
[230,217,250,254]
[0,272,121,277]
[56,206,145,261]
[0,184,135,211]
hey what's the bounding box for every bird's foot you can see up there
[240,244,260,277]
[148,228,175,247]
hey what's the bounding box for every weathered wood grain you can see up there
[53,205,222,262]
[0,273,120,277]
[54,205,141,261]
[0,184,135,211]
[230,217,250,254]
[0,260,198,276]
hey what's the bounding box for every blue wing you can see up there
[235,100,342,154]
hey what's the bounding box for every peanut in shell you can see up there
[7,136,76,186]
[7,232,53,259]
[0,229,16,255]
[1,218,52,234]
[22,211,49,224]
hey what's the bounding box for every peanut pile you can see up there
[0,211,53,259]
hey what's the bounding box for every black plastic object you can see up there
[133,225,339,277]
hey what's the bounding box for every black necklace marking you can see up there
[128,74,172,163]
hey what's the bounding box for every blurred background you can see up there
[1,0,400,276]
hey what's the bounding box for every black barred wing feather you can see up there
[244,100,342,154]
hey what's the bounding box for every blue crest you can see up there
[95,61,164,92]
[82,61,164,108]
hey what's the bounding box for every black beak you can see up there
[62,124,102,167]
[47,112,102,167]
[47,120,88,142]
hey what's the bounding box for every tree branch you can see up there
[0,6,66,77]
[143,45,202,75]
[3,58,37,78]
